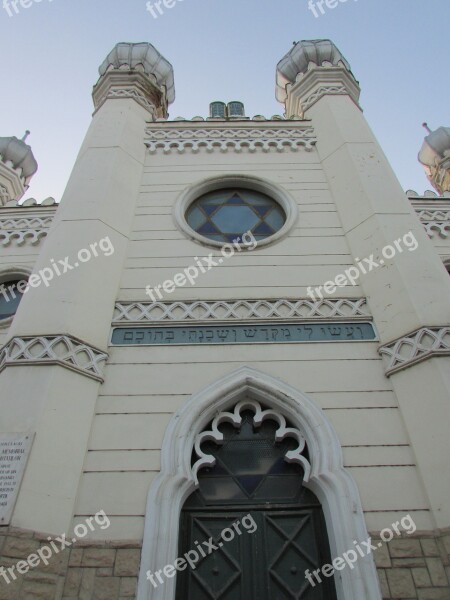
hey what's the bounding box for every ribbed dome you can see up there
[0,135,38,179]
[419,126,450,167]
[276,39,353,102]
[99,42,175,103]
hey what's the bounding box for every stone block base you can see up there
[1,526,449,599]
[373,528,450,599]
[0,527,140,600]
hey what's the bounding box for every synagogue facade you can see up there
[0,39,449,600]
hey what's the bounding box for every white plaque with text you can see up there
[0,434,34,525]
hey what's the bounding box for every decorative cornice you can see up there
[101,87,157,115]
[379,326,450,376]
[145,126,317,154]
[113,298,371,324]
[409,196,450,238]
[92,70,166,118]
[0,215,54,246]
[0,335,108,382]
[301,84,348,112]
[192,399,310,483]
[416,209,450,238]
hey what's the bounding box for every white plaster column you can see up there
[277,41,450,528]
[0,43,174,534]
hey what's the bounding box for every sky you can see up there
[1,0,449,202]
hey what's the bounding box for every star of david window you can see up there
[185,188,286,244]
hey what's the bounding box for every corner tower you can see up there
[0,132,38,204]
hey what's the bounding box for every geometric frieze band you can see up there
[301,85,349,113]
[113,298,371,324]
[0,335,108,382]
[414,209,450,239]
[145,127,317,154]
[379,326,450,376]
[0,215,54,247]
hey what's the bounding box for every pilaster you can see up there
[277,42,450,528]
[0,43,174,534]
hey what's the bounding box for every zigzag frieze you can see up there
[0,215,53,246]
[113,298,370,324]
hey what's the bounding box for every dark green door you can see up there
[175,410,338,599]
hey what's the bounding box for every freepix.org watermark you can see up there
[0,510,110,585]
[306,231,418,301]
[308,0,359,19]
[146,513,257,589]
[3,0,54,17]
[146,0,184,19]
[0,236,115,304]
[145,230,257,302]
[305,514,417,588]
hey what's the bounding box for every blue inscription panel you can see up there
[111,322,376,345]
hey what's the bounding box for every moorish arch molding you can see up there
[137,367,381,600]
[192,399,310,483]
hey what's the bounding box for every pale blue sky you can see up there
[1,0,448,201]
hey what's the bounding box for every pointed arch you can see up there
[137,367,381,600]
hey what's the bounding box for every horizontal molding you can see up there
[145,126,317,154]
[0,215,54,247]
[379,326,450,375]
[113,298,371,324]
[0,334,108,382]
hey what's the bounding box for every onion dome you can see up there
[418,124,450,195]
[276,39,354,103]
[419,125,450,167]
[0,131,38,183]
[99,42,175,104]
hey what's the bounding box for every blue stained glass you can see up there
[198,221,220,235]
[265,208,285,230]
[186,207,206,229]
[202,205,219,216]
[253,222,273,236]
[211,206,260,233]
[226,193,246,205]
[185,188,286,244]
[252,205,272,217]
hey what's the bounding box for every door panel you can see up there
[176,509,337,600]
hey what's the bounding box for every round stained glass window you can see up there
[185,188,286,244]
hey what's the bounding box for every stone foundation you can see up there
[1,526,449,599]
[0,527,140,600]
[372,528,450,600]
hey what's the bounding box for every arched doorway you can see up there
[137,367,381,600]
[175,405,337,599]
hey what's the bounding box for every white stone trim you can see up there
[102,88,157,115]
[379,326,450,376]
[113,298,371,323]
[415,208,450,239]
[173,174,299,249]
[137,367,381,600]
[0,334,108,381]
[192,399,310,482]
[145,126,316,154]
[301,84,348,112]
[0,211,55,246]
